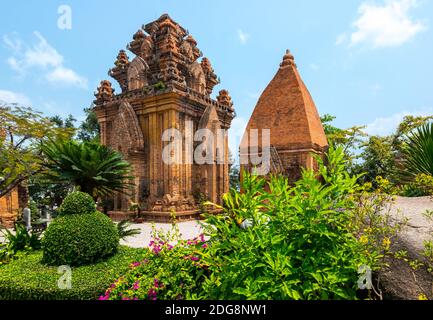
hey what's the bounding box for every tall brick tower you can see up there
[93,14,235,221]
[240,50,328,183]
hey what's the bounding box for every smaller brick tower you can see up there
[240,50,328,183]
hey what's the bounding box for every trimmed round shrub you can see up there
[42,211,119,266]
[59,191,95,216]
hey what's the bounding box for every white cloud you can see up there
[0,90,31,106]
[3,31,87,88]
[46,66,88,88]
[237,29,250,44]
[339,0,427,48]
[365,108,433,136]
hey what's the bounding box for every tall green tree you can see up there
[77,106,100,143]
[41,139,133,200]
[0,104,72,198]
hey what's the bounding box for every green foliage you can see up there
[198,146,396,300]
[77,106,100,143]
[59,191,96,216]
[101,223,207,300]
[42,211,119,266]
[320,114,367,172]
[399,174,433,197]
[0,104,73,198]
[41,139,133,200]
[0,246,146,300]
[49,114,76,129]
[116,220,141,241]
[153,81,166,91]
[358,136,396,184]
[0,223,41,264]
[401,122,433,180]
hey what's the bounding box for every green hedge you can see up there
[59,191,96,216]
[42,211,119,266]
[0,246,146,300]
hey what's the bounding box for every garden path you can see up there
[120,220,204,248]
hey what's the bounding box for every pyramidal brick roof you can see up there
[243,50,328,151]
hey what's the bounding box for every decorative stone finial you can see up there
[133,29,145,40]
[114,50,129,67]
[201,57,212,72]
[185,35,197,46]
[217,89,234,111]
[95,80,114,103]
[280,49,296,68]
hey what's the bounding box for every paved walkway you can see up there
[120,220,205,248]
[390,196,433,255]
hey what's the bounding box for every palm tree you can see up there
[42,139,133,200]
[401,122,433,180]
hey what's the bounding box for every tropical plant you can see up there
[199,146,398,300]
[0,223,41,264]
[41,139,133,200]
[117,220,141,241]
[401,122,433,180]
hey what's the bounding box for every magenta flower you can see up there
[199,234,206,243]
[99,294,109,300]
[202,243,208,249]
[148,288,157,300]
[133,281,140,290]
[190,256,200,261]
[154,278,160,288]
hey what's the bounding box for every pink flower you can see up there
[154,278,160,288]
[148,288,157,300]
[133,281,140,290]
[99,294,109,300]
[190,256,200,261]
[202,243,208,249]
[131,262,141,268]
[199,234,206,243]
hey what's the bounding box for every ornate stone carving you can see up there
[127,56,149,91]
[94,80,114,103]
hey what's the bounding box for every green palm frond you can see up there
[401,122,433,180]
[42,139,134,200]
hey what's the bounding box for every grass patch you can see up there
[0,246,147,300]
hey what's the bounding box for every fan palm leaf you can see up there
[42,139,133,200]
[401,122,433,180]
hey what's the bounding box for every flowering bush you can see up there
[101,146,401,300]
[100,224,207,300]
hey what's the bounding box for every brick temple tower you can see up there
[93,14,235,221]
[240,50,328,183]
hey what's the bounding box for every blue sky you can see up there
[1,0,432,145]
